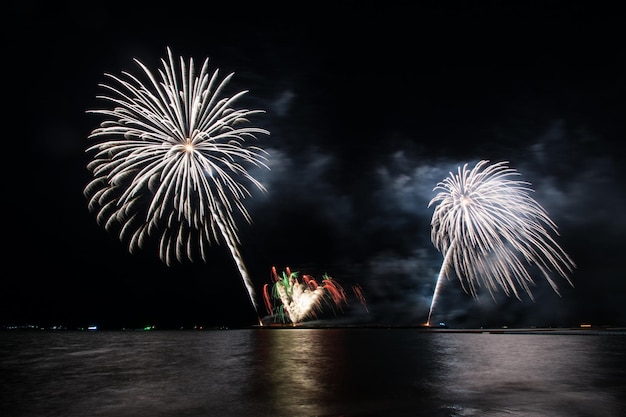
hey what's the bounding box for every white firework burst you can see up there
[426,160,575,325]
[84,47,269,317]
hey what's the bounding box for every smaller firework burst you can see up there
[263,266,349,324]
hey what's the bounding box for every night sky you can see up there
[4,1,626,329]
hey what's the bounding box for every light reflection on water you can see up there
[251,329,350,415]
[430,333,626,416]
[246,328,437,416]
[1,329,625,416]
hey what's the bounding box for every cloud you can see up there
[242,103,625,326]
[272,90,296,117]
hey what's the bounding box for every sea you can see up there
[1,327,625,417]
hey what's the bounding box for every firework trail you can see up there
[263,266,349,324]
[426,160,575,326]
[84,48,269,323]
[352,284,369,313]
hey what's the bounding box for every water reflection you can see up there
[249,328,440,416]
[3,330,624,417]
[0,330,261,417]
[251,329,349,415]
[429,333,625,416]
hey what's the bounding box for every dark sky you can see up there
[3,1,626,329]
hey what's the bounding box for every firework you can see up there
[84,48,269,322]
[426,160,575,325]
[263,266,349,324]
[352,284,369,313]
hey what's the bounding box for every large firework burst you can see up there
[84,47,269,320]
[426,160,575,325]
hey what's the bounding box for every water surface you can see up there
[1,329,625,416]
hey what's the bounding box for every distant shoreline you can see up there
[250,324,626,335]
[4,324,626,335]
